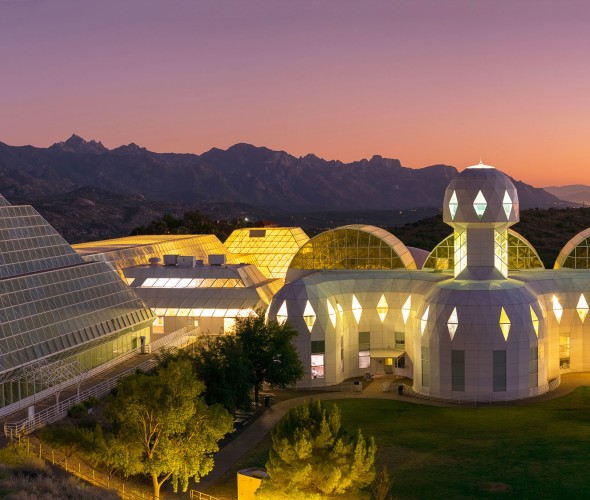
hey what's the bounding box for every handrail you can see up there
[17,435,157,500]
[190,490,221,500]
[3,326,200,438]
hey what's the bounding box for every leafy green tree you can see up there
[104,359,233,499]
[234,311,305,405]
[193,335,254,411]
[258,400,376,498]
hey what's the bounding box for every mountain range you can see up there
[0,135,565,211]
[543,185,590,205]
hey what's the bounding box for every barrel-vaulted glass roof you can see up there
[555,228,590,269]
[289,224,416,271]
[74,234,228,272]
[423,229,544,271]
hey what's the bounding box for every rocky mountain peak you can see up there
[50,134,108,154]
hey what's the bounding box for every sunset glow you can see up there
[1,0,589,186]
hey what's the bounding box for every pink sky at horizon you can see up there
[1,0,589,187]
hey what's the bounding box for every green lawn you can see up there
[209,388,590,499]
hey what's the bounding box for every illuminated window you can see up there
[454,229,467,277]
[449,191,458,220]
[327,300,337,328]
[376,295,388,323]
[494,229,508,277]
[560,333,570,368]
[421,306,430,336]
[552,295,563,323]
[502,191,512,219]
[351,295,363,323]
[499,307,511,341]
[276,301,288,325]
[223,318,236,333]
[311,355,325,378]
[447,307,458,340]
[359,331,370,351]
[303,301,316,333]
[577,294,589,323]
[473,190,487,219]
[530,305,539,337]
[402,295,411,324]
[358,351,371,369]
[311,340,325,379]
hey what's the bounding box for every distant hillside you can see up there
[390,207,590,268]
[544,185,590,205]
[0,135,565,211]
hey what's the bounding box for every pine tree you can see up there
[258,400,376,498]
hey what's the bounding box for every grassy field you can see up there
[208,388,590,499]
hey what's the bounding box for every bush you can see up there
[67,403,87,419]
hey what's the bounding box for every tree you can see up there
[371,465,393,500]
[193,335,254,411]
[258,400,376,498]
[104,359,233,499]
[234,311,305,405]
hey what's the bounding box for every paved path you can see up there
[197,372,590,494]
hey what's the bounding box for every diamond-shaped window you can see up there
[530,305,539,337]
[276,301,288,325]
[376,295,388,323]
[303,300,316,333]
[447,307,458,340]
[499,307,511,341]
[473,190,487,219]
[449,191,459,220]
[552,295,563,323]
[421,306,429,336]
[502,191,512,219]
[351,294,362,323]
[402,295,411,324]
[327,300,337,328]
[577,294,588,323]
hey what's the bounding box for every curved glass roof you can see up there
[423,229,544,271]
[555,228,590,269]
[289,224,416,271]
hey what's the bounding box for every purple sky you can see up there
[1,0,589,186]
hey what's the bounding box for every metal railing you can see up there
[3,327,200,438]
[16,435,157,500]
[189,490,221,500]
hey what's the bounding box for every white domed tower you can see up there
[442,162,519,279]
[413,163,546,401]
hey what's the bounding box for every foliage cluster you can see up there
[0,443,117,500]
[41,360,234,499]
[258,400,376,499]
[130,210,257,241]
[164,311,305,409]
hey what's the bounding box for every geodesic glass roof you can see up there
[289,225,416,271]
[423,229,544,271]
[224,227,309,279]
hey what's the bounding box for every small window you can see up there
[359,331,370,351]
[395,331,405,350]
[311,354,325,379]
[493,350,506,392]
[249,229,266,238]
[311,340,325,354]
[358,350,370,369]
[451,350,465,392]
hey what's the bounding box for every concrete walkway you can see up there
[197,372,590,494]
